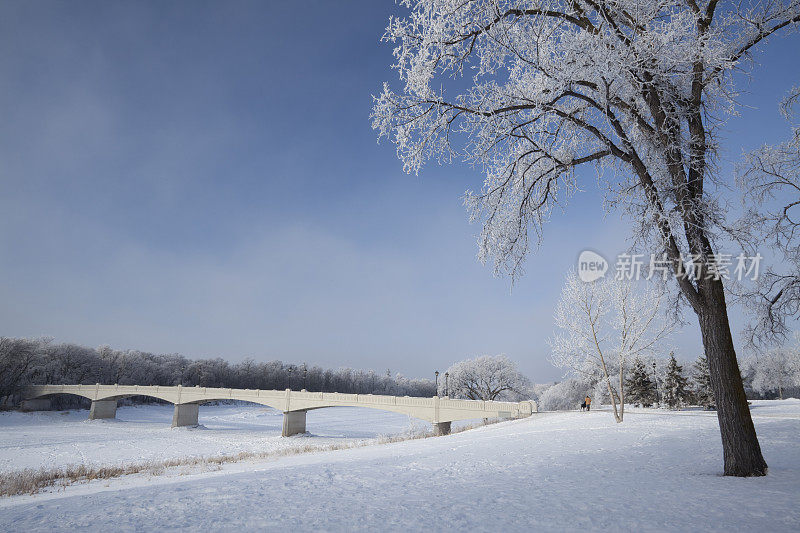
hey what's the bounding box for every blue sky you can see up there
[1,1,798,382]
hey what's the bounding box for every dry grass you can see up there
[451,417,503,434]
[0,418,506,498]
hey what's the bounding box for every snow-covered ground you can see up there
[0,404,431,473]
[1,400,799,531]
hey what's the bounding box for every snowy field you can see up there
[0,403,434,473]
[0,400,799,531]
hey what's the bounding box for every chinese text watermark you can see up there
[578,251,762,283]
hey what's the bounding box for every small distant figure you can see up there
[584,396,591,412]
[580,399,587,411]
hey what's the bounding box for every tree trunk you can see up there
[603,374,622,423]
[618,364,625,421]
[697,280,768,477]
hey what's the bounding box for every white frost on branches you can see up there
[372,0,800,300]
[548,272,673,422]
[537,378,590,411]
[442,354,532,401]
[745,335,800,399]
[738,87,800,346]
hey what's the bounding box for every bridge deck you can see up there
[26,384,535,423]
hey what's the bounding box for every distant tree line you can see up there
[538,343,800,412]
[0,337,436,409]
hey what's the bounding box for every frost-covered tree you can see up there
[662,352,690,409]
[692,354,715,410]
[372,0,800,476]
[738,88,800,347]
[0,337,42,406]
[442,354,531,400]
[625,357,656,408]
[537,377,591,411]
[530,381,555,403]
[549,273,672,422]
[748,344,800,400]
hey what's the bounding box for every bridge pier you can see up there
[89,400,117,420]
[282,410,307,436]
[433,421,451,436]
[21,398,51,411]
[172,403,199,427]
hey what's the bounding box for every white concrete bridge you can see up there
[23,384,536,436]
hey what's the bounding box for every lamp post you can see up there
[302,363,307,391]
[652,361,659,406]
[287,366,293,390]
[435,371,439,397]
[444,372,449,398]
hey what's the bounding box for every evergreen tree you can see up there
[692,355,716,410]
[624,358,656,408]
[662,352,690,409]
